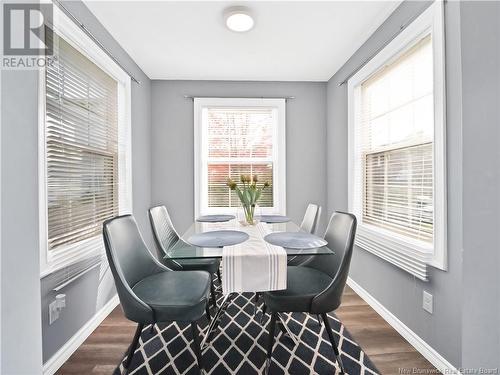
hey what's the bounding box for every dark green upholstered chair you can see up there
[103,215,210,374]
[149,205,221,308]
[263,211,357,374]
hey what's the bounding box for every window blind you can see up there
[357,34,434,244]
[45,30,119,250]
[205,108,274,208]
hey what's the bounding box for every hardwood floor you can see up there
[57,286,437,374]
[335,287,437,374]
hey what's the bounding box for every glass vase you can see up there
[239,204,259,225]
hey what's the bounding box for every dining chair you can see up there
[299,203,322,234]
[287,203,322,266]
[149,205,221,307]
[103,214,211,374]
[254,203,322,313]
[262,211,357,374]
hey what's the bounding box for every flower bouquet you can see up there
[227,175,270,225]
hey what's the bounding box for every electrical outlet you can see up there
[423,291,433,314]
[49,301,59,324]
[49,294,66,324]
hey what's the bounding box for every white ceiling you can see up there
[84,1,400,81]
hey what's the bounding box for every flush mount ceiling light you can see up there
[224,6,254,33]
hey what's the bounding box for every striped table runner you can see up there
[221,222,287,295]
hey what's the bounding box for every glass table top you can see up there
[165,220,334,259]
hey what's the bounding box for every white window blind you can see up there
[45,30,119,250]
[195,98,286,216]
[359,35,434,244]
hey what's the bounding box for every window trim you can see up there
[347,1,447,274]
[194,97,286,217]
[38,3,132,277]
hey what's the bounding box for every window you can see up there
[39,6,131,275]
[45,32,119,249]
[194,98,286,216]
[362,36,434,243]
[348,2,446,279]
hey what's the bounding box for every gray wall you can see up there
[460,1,500,368]
[1,69,44,374]
[151,80,327,234]
[326,1,463,366]
[1,1,152,371]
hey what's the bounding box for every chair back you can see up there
[300,203,321,234]
[288,204,322,265]
[309,211,357,313]
[149,205,183,270]
[103,214,167,322]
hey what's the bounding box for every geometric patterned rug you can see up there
[114,282,379,375]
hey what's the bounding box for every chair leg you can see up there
[124,323,143,372]
[210,281,217,308]
[265,312,277,374]
[321,313,345,374]
[254,293,260,315]
[260,303,267,324]
[264,312,278,375]
[217,268,222,283]
[205,303,211,322]
[316,314,322,326]
[191,321,204,373]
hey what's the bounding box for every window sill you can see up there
[40,236,104,278]
[355,224,433,281]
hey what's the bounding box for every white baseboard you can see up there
[43,295,120,375]
[346,277,459,374]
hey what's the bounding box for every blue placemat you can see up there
[187,230,249,248]
[196,214,236,223]
[257,215,291,224]
[264,232,327,249]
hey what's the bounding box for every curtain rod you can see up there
[337,1,446,86]
[184,95,295,100]
[52,0,141,84]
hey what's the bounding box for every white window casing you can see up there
[194,98,286,217]
[347,1,446,280]
[39,3,132,276]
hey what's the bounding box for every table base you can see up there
[201,294,299,350]
[201,293,234,350]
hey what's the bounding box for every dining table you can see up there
[165,218,336,349]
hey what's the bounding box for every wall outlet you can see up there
[49,294,66,325]
[49,301,59,324]
[423,291,433,314]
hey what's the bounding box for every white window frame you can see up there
[347,1,447,275]
[194,98,286,217]
[38,3,132,277]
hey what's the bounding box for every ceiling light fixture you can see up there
[224,6,254,33]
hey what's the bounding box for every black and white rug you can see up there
[114,289,379,375]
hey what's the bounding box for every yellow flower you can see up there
[252,175,259,183]
[263,181,270,188]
